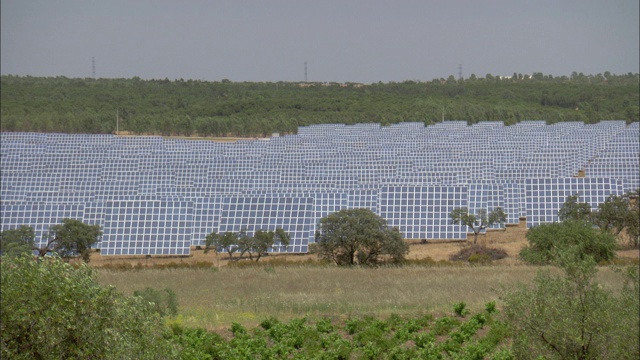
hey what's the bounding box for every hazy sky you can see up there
[2,0,638,83]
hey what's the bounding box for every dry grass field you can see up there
[94,220,638,330]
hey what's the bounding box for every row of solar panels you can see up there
[0,178,626,255]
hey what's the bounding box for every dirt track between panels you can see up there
[86,220,638,268]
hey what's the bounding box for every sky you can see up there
[1,0,638,84]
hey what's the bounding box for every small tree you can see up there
[133,287,179,317]
[449,207,507,244]
[251,229,275,262]
[627,190,640,247]
[39,219,102,262]
[0,225,35,257]
[592,194,630,235]
[557,194,591,222]
[275,227,291,253]
[502,249,639,359]
[314,208,408,266]
[592,190,640,247]
[205,231,239,259]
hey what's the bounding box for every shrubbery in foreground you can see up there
[502,249,639,360]
[0,255,173,359]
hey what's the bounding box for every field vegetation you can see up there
[95,264,629,331]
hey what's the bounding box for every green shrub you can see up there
[519,220,616,264]
[133,287,179,317]
[485,300,497,314]
[0,255,172,360]
[453,301,470,317]
[502,250,639,359]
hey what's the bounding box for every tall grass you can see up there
[96,264,629,330]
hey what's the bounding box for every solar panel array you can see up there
[1,120,638,255]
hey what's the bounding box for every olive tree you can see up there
[592,190,640,247]
[449,207,507,244]
[502,249,638,359]
[42,218,102,262]
[2,220,101,262]
[205,231,239,259]
[314,208,408,266]
[1,255,174,360]
[558,194,592,222]
[0,225,35,257]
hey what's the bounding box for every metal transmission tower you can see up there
[92,57,96,78]
[304,61,307,82]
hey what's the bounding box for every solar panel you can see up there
[1,121,638,255]
[217,196,315,253]
[100,200,192,255]
[525,177,623,228]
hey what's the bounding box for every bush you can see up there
[519,220,616,264]
[0,255,173,359]
[453,301,470,317]
[502,250,639,359]
[449,244,508,262]
[133,287,179,317]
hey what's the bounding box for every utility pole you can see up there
[304,61,307,82]
[116,109,119,135]
[92,57,96,78]
[458,64,462,81]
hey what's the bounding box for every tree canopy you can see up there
[40,219,102,262]
[0,219,101,262]
[313,208,408,266]
[205,228,291,261]
[0,225,35,257]
[449,207,507,244]
[1,73,638,136]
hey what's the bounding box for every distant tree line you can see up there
[1,72,638,136]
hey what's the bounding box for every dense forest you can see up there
[1,72,638,137]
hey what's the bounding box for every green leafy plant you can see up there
[502,249,639,359]
[133,287,179,317]
[453,301,470,317]
[0,255,172,360]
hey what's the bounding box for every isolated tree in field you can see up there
[557,194,592,222]
[627,190,640,247]
[250,230,274,262]
[36,219,102,262]
[314,208,408,266]
[449,207,507,245]
[0,225,35,257]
